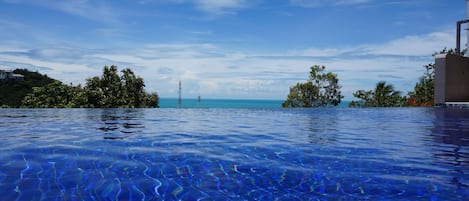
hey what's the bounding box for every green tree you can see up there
[101,65,123,107]
[22,81,74,108]
[349,81,407,107]
[408,48,466,106]
[83,76,103,107]
[408,63,434,106]
[143,92,160,108]
[21,65,159,108]
[0,69,55,107]
[121,68,145,107]
[79,65,158,108]
[282,65,343,107]
[69,84,88,107]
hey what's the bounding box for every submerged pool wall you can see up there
[435,53,469,106]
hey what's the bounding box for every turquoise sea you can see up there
[159,98,351,108]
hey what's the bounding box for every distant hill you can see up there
[0,69,56,107]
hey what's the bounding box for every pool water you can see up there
[0,108,468,200]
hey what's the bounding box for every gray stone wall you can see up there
[435,54,469,105]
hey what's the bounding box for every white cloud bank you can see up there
[0,30,455,100]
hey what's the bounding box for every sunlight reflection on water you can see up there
[0,108,468,200]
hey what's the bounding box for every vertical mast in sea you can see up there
[178,80,182,108]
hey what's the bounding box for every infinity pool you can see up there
[0,108,468,200]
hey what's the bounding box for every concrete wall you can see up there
[435,54,469,105]
[434,54,446,105]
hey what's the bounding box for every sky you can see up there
[0,0,466,100]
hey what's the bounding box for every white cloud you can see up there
[285,48,350,57]
[336,0,372,5]
[193,0,247,14]
[290,0,372,8]
[0,29,456,99]
[188,30,213,35]
[2,0,119,24]
[361,31,455,56]
[158,0,247,15]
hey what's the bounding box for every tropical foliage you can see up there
[282,65,343,107]
[408,48,466,106]
[22,81,80,108]
[0,69,55,107]
[21,66,159,108]
[349,81,407,107]
[407,63,434,107]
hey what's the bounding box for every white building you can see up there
[0,69,24,80]
[0,70,5,79]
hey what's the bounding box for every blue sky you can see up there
[0,0,466,100]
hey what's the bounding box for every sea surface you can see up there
[159,98,351,108]
[0,108,468,200]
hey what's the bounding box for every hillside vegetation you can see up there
[1,66,159,108]
[0,69,55,107]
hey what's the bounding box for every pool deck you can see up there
[437,102,469,108]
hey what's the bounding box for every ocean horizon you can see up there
[159,98,351,108]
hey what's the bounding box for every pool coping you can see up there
[435,102,469,108]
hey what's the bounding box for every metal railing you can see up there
[456,19,469,55]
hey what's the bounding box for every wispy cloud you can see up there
[0,29,455,99]
[193,0,247,15]
[360,31,454,56]
[290,0,372,8]
[2,0,119,24]
[188,30,213,35]
[383,1,425,6]
[155,0,248,15]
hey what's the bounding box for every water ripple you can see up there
[0,108,469,200]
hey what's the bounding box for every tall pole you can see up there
[178,80,182,108]
[457,0,469,55]
[467,0,469,56]
[457,19,469,55]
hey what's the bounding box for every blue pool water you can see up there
[159,98,285,108]
[158,98,352,108]
[0,108,468,200]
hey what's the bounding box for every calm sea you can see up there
[159,98,351,108]
[0,108,468,200]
